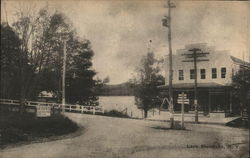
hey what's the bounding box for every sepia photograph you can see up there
[0,0,249,158]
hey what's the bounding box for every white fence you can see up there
[0,99,104,115]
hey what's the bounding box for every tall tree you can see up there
[0,24,22,99]
[65,39,97,105]
[11,7,74,98]
[12,7,41,103]
[232,68,250,113]
[31,10,75,100]
[133,52,164,118]
[6,6,97,107]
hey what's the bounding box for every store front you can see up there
[158,83,234,116]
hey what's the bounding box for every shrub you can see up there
[103,110,130,118]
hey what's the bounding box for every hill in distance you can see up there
[97,82,134,96]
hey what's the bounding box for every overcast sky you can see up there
[2,0,250,84]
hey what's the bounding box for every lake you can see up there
[98,96,142,118]
[98,96,159,118]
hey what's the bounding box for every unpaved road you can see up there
[0,113,249,158]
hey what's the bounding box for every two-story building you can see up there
[160,43,249,116]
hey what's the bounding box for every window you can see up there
[179,70,184,80]
[221,67,226,78]
[190,69,195,79]
[200,69,206,79]
[212,68,217,79]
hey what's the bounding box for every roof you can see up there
[231,56,250,69]
[158,82,232,89]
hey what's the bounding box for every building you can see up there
[160,43,250,116]
[37,91,57,102]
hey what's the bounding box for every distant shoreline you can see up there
[95,82,134,96]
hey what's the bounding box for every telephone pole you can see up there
[62,40,67,113]
[182,48,209,123]
[3,1,9,25]
[162,0,175,128]
[190,48,199,123]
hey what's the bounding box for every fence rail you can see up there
[0,99,104,114]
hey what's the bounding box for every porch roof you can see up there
[158,82,232,89]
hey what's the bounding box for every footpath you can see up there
[146,111,240,125]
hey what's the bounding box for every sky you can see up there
[1,0,250,84]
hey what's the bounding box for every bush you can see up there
[103,110,130,118]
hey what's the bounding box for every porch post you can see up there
[230,90,232,113]
[224,88,227,116]
[208,88,211,116]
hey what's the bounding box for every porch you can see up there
[158,82,239,117]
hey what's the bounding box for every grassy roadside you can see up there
[0,110,79,148]
[67,109,132,118]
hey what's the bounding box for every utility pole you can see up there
[182,48,209,123]
[190,48,199,123]
[168,0,174,129]
[3,1,9,25]
[162,0,175,128]
[62,40,67,113]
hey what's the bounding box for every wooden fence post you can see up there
[93,107,95,115]
[81,106,84,113]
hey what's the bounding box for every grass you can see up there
[0,109,79,148]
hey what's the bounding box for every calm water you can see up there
[98,96,143,118]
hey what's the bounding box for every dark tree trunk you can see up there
[144,109,148,118]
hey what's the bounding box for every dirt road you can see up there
[1,113,249,158]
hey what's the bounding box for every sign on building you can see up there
[36,105,51,117]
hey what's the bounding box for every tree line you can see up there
[0,7,101,107]
[95,82,134,96]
